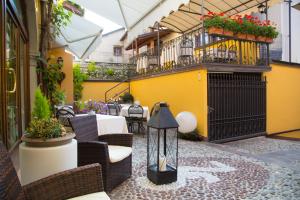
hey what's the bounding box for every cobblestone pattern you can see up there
[223,136,300,155]
[109,136,300,200]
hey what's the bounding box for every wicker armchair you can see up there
[69,115,133,192]
[0,142,109,200]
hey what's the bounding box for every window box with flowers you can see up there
[203,12,234,37]
[203,12,278,43]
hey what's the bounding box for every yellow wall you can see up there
[265,63,300,134]
[82,81,129,102]
[130,69,208,137]
[48,48,74,104]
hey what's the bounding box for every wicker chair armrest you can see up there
[98,133,133,147]
[77,141,110,167]
[23,164,104,200]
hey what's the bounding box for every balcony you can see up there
[130,28,271,78]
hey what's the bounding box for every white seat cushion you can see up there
[67,192,110,200]
[108,145,132,163]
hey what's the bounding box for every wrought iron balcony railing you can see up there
[129,28,270,77]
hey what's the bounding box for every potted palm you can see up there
[21,88,75,147]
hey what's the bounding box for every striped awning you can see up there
[159,0,282,33]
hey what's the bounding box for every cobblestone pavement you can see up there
[109,136,300,200]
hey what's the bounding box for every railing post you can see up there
[239,41,243,65]
[266,1,270,66]
[157,22,161,68]
[201,0,206,62]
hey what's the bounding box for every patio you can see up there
[1,0,300,199]
[110,135,300,200]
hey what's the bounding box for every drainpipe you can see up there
[284,0,292,63]
[288,0,292,63]
[266,1,270,66]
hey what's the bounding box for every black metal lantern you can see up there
[257,3,266,14]
[147,102,179,185]
[57,56,64,65]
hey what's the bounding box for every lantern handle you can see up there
[150,102,161,117]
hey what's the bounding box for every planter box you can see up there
[223,30,234,37]
[246,34,256,41]
[265,38,273,43]
[256,36,267,42]
[21,133,75,147]
[208,27,223,35]
[236,33,247,40]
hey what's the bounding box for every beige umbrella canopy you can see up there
[54,14,103,60]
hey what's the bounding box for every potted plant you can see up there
[203,12,224,35]
[263,24,278,43]
[223,18,235,37]
[232,16,247,40]
[22,88,75,147]
[85,99,97,115]
[120,92,134,104]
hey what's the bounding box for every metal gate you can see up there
[208,73,266,142]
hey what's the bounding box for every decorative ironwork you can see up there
[130,28,270,77]
[208,73,266,142]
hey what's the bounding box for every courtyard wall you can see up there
[130,69,208,137]
[265,62,300,134]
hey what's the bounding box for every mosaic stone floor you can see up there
[109,136,300,200]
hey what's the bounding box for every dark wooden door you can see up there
[208,73,266,143]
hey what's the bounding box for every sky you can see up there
[83,8,122,34]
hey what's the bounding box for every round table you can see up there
[19,139,77,185]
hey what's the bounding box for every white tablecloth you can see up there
[76,114,128,135]
[119,105,150,120]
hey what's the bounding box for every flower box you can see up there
[223,29,234,37]
[246,34,256,41]
[208,27,223,35]
[256,36,267,42]
[265,38,273,43]
[236,33,247,40]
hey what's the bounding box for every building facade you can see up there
[0,0,40,150]
[87,28,132,63]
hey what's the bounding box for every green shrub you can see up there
[121,92,134,103]
[52,89,66,105]
[32,88,51,120]
[73,63,87,101]
[105,68,115,76]
[26,118,65,139]
[87,62,97,78]
[27,88,65,139]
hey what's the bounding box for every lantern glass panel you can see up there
[147,127,178,171]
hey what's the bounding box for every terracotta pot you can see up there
[236,33,247,40]
[256,36,267,42]
[223,30,234,37]
[246,34,256,41]
[208,27,223,35]
[21,133,75,147]
[265,38,273,43]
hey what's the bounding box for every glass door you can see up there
[6,12,20,149]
